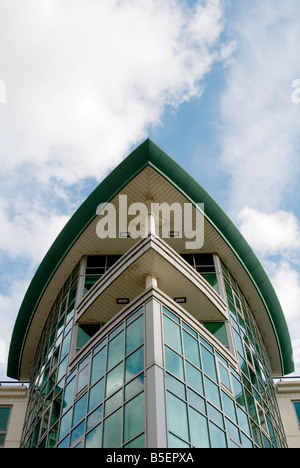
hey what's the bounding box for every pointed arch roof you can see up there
[7,139,294,379]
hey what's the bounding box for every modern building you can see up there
[0,383,29,448]
[6,139,294,448]
[275,378,300,448]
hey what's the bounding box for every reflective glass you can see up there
[102,408,122,448]
[125,374,144,401]
[166,373,186,400]
[63,378,76,414]
[91,347,106,386]
[106,362,124,396]
[165,346,184,380]
[163,315,182,354]
[87,405,103,432]
[73,393,88,427]
[183,330,200,368]
[210,422,227,448]
[201,346,217,382]
[105,389,122,416]
[169,433,190,448]
[185,362,203,394]
[167,392,189,441]
[124,433,145,448]
[71,420,85,446]
[219,363,231,391]
[188,388,206,415]
[88,378,104,412]
[125,346,144,382]
[189,407,209,448]
[85,423,102,448]
[107,331,124,370]
[204,377,221,409]
[126,316,144,355]
[77,365,89,394]
[123,392,144,443]
[59,409,72,441]
[222,391,237,424]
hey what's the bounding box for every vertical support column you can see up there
[145,298,167,448]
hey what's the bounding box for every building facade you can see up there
[0,383,28,448]
[275,378,300,448]
[7,140,294,448]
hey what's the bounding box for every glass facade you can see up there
[20,252,287,449]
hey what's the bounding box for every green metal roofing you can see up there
[7,139,294,379]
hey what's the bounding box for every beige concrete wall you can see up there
[275,380,300,449]
[0,385,29,449]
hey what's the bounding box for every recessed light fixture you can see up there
[116,298,130,305]
[169,231,180,238]
[174,297,187,304]
[120,232,131,238]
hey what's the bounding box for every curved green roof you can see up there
[7,139,294,379]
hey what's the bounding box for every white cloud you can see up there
[219,0,300,212]
[238,208,300,258]
[0,0,230,185]
[0,197,69,265]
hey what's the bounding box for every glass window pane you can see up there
[183,330,200,368]
[203,323,228,347]
[125,374,144,401]
[102,408,122,448]
[123,392,144,443]
[125,346,144,382]
[63,377,76,414]
[106,362,124,397]
[71,420,85,446]
[107,331,124,370]
[166,373,186,400]
[77,364,89,394]
[126,315,144,355]
[188,388,206,415]
[87,405,103,432]
[124,433,145,448]
[232,376,246,410]
[219,363,231,391]
[0,408,11,431]
[85,423,102,448]
[88,378,104,412]
[165,346,184,381]
[105,389,122,417]
[294,402,300,424]
[169,433,190,448]
[59,409,72,441]
[91,347,106,386]
[73,393,88,427]
[222,391,237,424]
[167,392,189,441]
[201,346,217,382]
[185,361,203,394]
[189,407,210,448]
[204,376,221,409]
[210,422,227,448]
[208,403,224,428]
[163,315,182,354]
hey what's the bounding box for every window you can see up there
[0,407,11,447]
[294,402,300,426]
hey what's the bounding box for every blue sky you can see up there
[0,0,300,379]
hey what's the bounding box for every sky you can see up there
[0,0,300,380]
